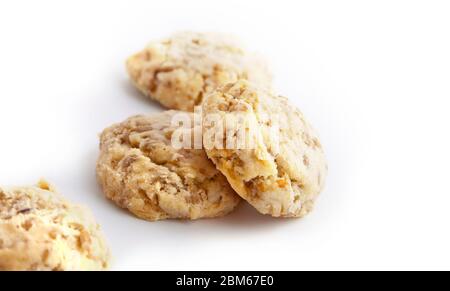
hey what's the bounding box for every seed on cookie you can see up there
[202,80,328,218]
[126,31,272,112]
[0,181,111,271]
[96,111,241,221]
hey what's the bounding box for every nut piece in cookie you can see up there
[0,181,111,271]
[96,111,241,221]
[202,80,328,218]
[126,31,272,111]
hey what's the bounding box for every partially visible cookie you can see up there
[0,180,110,271]
[202,80,327,218]
[96,111,241,221]
[126,31,272,111]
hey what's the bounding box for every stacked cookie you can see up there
[96,112,241,221]
[98,31,327,220]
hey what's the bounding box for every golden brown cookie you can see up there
[96,111,241,221]
[0,180,110,271]
[127,31,272,111]
[202,80,327,218]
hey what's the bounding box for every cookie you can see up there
[96,111,241,221]
[202,80,327,218]
[126,31,272,111]
[0,180,110,271]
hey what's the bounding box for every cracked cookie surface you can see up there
[96,111,241,221]
[127,31,272,111]
[202,80,327,218]
[0,181,110,271]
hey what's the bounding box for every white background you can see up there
[0,0,449,271]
